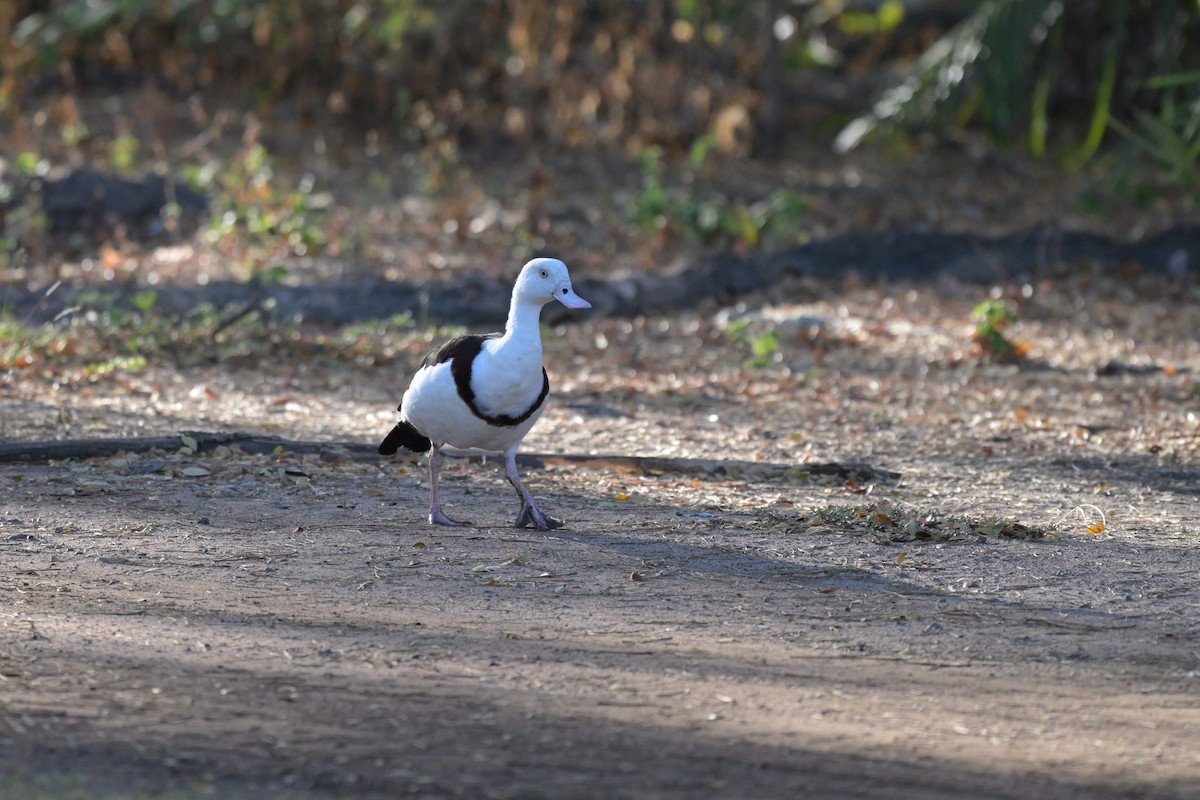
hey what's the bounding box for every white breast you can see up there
[400,350,547,453]
[470,337,545,418]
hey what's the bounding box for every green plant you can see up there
[6,0,436,131]
[131,289,157,313]
[835,0,1199,174]
[190,142,329,261]
[630,145,671,230]
[0,316,46,372]
[2,291,456,387]
[109,134,140,172]
[971,298,1025,361]
[0,152,49,269]
[630,141,808,249]
[1076,158,1162,214]
[724,318,782,368]
[837,1,905,37]
[1109,71,1200,186]
[81,353,147,379]
[747,329,781,368]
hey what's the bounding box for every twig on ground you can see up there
[0,432,901,484]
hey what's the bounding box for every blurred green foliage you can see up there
[1,1,1196,180]
[837,0,1199,179]
[971,297,1023,362]
[187,141,329,259]
[1110,70,1200,186]
[2,0,432,118]
[631,139,808,249]
[0,284,431,382]
[721,317,784,369]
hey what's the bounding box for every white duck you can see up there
[379,258,591,529]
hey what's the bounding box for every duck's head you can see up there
[516,258,591,310]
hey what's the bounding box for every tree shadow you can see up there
[4,224,1198,327]
[1048,453,1200,497]
[3,476,1198,798]
[1,587,1193,800]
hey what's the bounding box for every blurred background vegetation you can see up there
[0,0,1197,379]
[0,0,1197,279]
[2,0,1196,167]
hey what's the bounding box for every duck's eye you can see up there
[539,269,548,278]
[561,287,568,294]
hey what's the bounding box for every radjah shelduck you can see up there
[379,258,591,530]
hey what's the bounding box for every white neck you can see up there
[502,293,545,343]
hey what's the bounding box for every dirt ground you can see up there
[2,63,1200,794]
[4,246,1200,798]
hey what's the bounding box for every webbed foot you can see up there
[429,508,470,526]
[514,502,563,530]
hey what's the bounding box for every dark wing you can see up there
[435,334,549,427]
[379,332,503,456]
[421,332,502,368]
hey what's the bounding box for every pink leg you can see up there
[505,450,562,530]
[427,445,467,526]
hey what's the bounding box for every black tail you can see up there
[379,420,432,455]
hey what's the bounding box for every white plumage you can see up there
[379,258,590,529]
